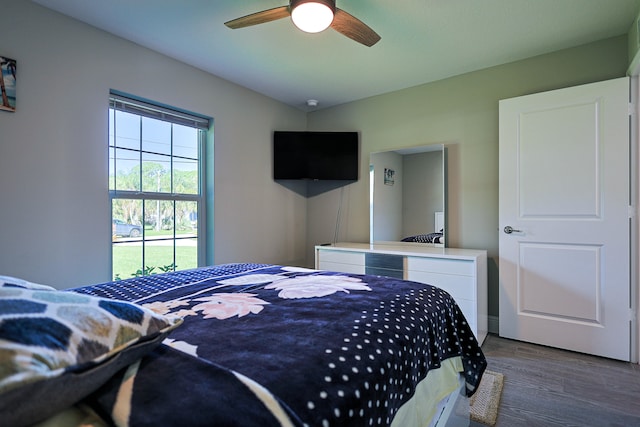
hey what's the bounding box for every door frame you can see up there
[628,41,640,363]
[629,72,640,364]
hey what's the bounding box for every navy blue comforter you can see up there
[72,263,486,427]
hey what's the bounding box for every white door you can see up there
[499,77,630,361]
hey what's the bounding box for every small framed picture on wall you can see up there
[384,167,395,185]
[0,56,17,112]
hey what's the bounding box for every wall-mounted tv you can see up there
[273,131,359,181]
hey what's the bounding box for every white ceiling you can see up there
[33,0,640,110]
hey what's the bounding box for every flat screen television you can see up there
[273,131,359,180]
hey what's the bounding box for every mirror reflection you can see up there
[370,144,446,247]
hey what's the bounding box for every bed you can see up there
[400,212,446,245]
[0,263,486,427]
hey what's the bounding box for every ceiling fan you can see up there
[224,0,381,47]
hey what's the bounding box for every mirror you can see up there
[370,144,446,247]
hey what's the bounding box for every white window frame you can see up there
[109,91,210,278]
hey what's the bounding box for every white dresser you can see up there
[315,242,487,344]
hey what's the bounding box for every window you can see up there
[109,92,210,280]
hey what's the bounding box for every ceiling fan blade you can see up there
[331,8,380,47]
[224,6,290,29]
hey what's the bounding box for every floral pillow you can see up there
[0,279,182,427]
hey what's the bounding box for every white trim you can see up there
[631,74,640,364]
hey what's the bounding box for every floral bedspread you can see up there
[71,263,486,427]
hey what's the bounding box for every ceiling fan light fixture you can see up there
[291,0,335,33]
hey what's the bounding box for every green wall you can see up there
[306,35,629,323]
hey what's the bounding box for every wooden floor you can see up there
[470,334,640,427]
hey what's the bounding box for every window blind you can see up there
[109,91,211,130]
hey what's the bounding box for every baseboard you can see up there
[488,315,499,335]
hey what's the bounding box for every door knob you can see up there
[503,226,521,234]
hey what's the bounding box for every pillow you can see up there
[0,283,182,427]
[0,275,57,291]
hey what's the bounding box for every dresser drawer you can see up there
[365,253,403,269]
[407,257,475,276]
[318,261,365,275]
[407,271,476,301]
[365,253,403,278]
[317,250,365,266]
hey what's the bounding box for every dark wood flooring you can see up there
[470,334,640,427]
